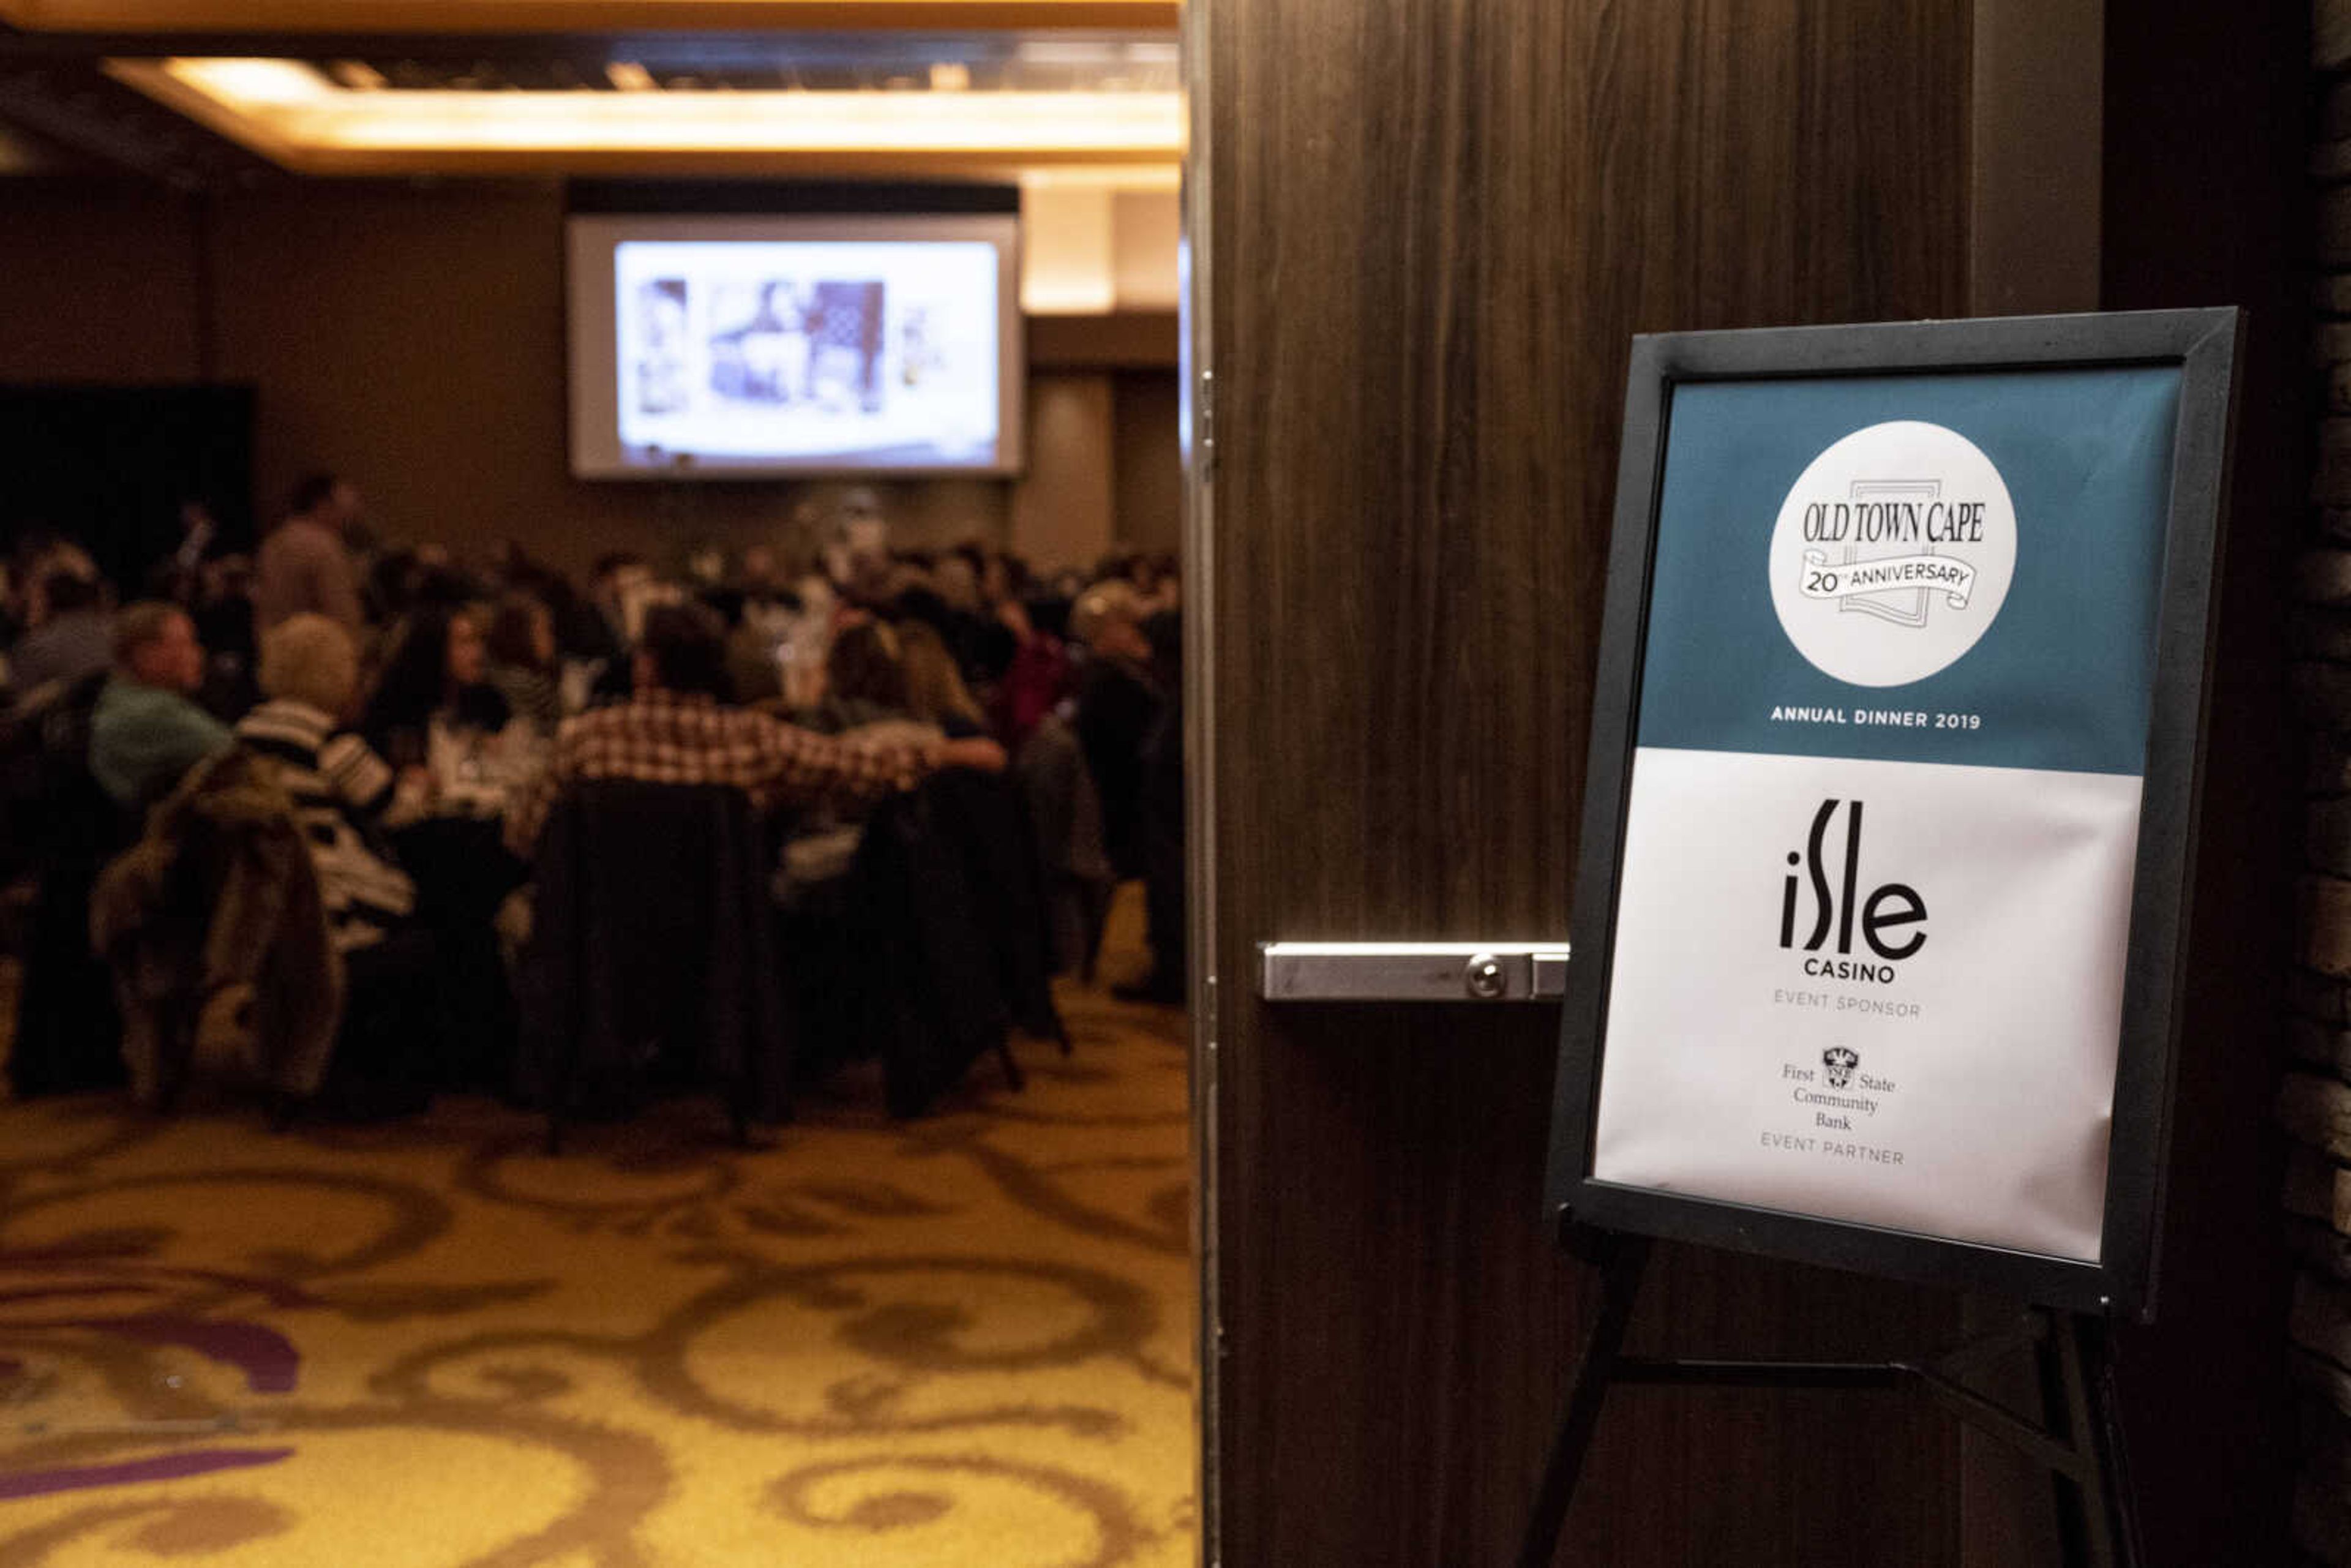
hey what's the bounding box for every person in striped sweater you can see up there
[235,613,417,953]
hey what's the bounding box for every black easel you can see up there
[1515,1232,2145,1568]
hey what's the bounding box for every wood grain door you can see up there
[1188,1,1998,1563]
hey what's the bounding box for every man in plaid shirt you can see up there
[505,602,931,859]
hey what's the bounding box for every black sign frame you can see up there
[1544,309,2242,1320]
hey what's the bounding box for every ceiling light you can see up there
[604,61,657,93]
[1013,40,1127,66]
[1019,165,1180,190]
[328,60,388,92]
[107,56,1185,179]
[2,0,1177,25]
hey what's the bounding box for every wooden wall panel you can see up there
[1199,0,1974,1562]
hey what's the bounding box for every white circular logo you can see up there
[1767,421,2015,688]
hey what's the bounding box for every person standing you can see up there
[255,474,364,633]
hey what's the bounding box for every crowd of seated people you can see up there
[0,473,1186,1125]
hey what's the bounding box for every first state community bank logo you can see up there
[1766,421,2018,688]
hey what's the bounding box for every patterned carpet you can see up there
[0,913,1195,1567]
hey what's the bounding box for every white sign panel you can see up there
[1584,370,2184,1264]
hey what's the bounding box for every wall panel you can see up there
[1198,0,1976,1561]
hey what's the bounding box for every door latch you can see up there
[1257,942,1571,1002]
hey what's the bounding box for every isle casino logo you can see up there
[1778,798,1927,985]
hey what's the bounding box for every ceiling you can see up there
[0,2,1176,31]
[0,0,1182,184]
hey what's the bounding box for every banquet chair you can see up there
[517,778,788,1152]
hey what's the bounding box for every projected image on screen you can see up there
[613,241,1000,470]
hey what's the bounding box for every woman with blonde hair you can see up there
[797,618,1005,778]
[896,620,980,730]
[235,613,416,955]
[898,621,1007,772]
[815,617,909,733]
[236,613,446,1118]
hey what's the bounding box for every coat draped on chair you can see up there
[517,779,791,1136]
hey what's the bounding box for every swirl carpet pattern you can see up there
[0,930,1195,1566]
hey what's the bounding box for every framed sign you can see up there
[1545,310,2241,1318]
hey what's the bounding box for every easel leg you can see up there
[1515,1233,1651,1568]
[2040,1311,2142,1568]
